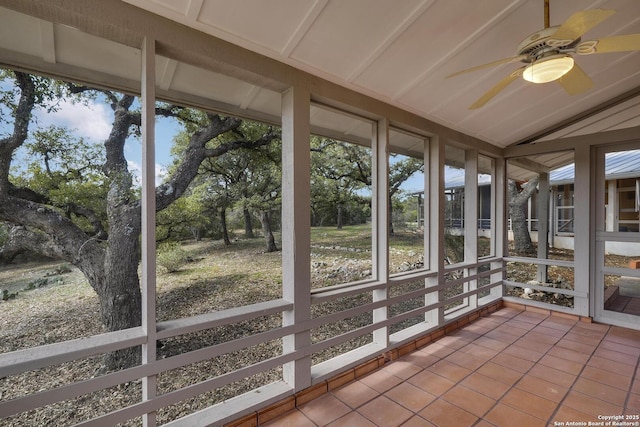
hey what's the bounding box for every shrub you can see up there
[157,242,190,273]
[27,278,49,289]
[54,263,73,274]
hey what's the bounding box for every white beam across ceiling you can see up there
[39,20,55,63]
[159,58,177,91]
[346,0,436,83]
[393,0,527,101]
[280,0,328,58]
[185,0,203,22]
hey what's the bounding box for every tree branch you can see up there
[155,116,279,211]
[0,72,36,193]
[0,225,65,260]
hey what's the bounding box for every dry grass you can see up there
[1,225,420,426]
[2,227,629,425]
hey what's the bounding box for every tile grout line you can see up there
[355,307,524,426]
[297,303,506,426]
[256,305,600,427]
[544,322,613,425]
[622,339,640,413]
[395,307,528,426]
[464,310,560,426]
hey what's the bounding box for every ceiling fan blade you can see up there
[557,62,593,95]
[549,9,616,43]
[576,34,640,55]
[469,68,524,109]
[447,55,527,78]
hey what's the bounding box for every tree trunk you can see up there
[1,73,282,374]
[220,208,231,246]
[337,203,343,230]
[97,264,142,370]
[389,194,394,235]
[190,227,201,241]
[508,177,539,256]
[509,202,534,255]
[243,208,254,238]
[259,211,278,252]
[97,208,142,371]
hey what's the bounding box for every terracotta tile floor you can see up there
[264,307,640,426]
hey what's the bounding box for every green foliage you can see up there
[157,191,216,241]
[157,242,191,273]
[27,277,49,290]
[2,289,18,301]
[0,69,63,127]
[0,222,9,247]
[444,233,465,264]
[12,122,108,234]
[310,137,371,227]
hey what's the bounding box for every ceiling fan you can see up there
[447,0,640,109]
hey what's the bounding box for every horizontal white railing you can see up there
[1,260,504,425]
[0,327,146,378]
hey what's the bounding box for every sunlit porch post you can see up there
[492,157,506,299]
[426,136,444,325]
[281,85,312,391]
[140,36,157,427]
[537,171,550,284]
[372,118,389,346]
[465,149,478,310]
[574,145,591,316]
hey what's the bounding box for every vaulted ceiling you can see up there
[1,0,639,151]
[120,0,640,148]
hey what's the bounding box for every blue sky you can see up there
[24,97,178,186]
[19,96,428,194]
[10,93,461,195]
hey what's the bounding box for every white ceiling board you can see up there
[537,94,640,140]
[353,0,522,101]
[244,89,282,119]
[147,0,187,15]
[53,25,141,81]
[168,61,263,108]
[118,0,640,148]
[290,0,426,79]
[390,129,425,156]
[2,0,640,152]
[197,0,319,54]
[0,8,47,60]
[501,59,640,143]
[310,104,373,144]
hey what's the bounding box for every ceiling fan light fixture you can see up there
[523,54,574,83]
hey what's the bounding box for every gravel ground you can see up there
[3,236,623,425]
[0,236,423,426]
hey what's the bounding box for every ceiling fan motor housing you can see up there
[517,26,580,61]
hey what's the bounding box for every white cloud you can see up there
[127,160,168,187]
[36,99,112,141]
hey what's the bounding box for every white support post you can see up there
[465,150,478,309]
[493,157,507,298]
[489,157,497,257]
[607,180,617,232]
[573,146,590,316]
[140,37,157,427]
[281,86,311,391]
[372,119,389,347]
[550,188,556,248]
[537,172,550,284]
[426,137,445,325]
[423,138,430,271]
